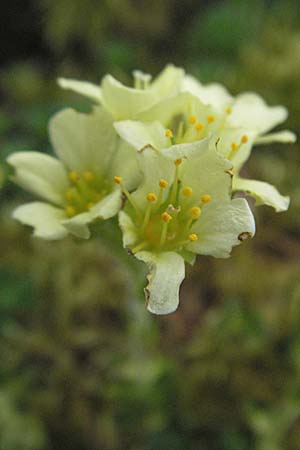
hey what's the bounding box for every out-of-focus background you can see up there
[1,1,300,449]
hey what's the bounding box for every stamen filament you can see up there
[170,159,182,205]
[131,241,148,254]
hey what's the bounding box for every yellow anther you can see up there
[66,205,76,217]
[207,115,215,123]
[195,122,204,131]
[201,194,211,204]
[87,202,94,210]
[65,189,74,201]
[182,186,193,197]
[159,179,168,188]
[175,158,182,166]
[146,192,157,202]
[241,134,248,144]
[226,107,232,114]
[114,176,122,184]
[231,142,239,151]
[189,115,197,125]
[161,212,172,223]
[69,171,79,183]
[83,171,95,182]
[189,206,201,219]
[165,129,173,138]
[188,233,198,242]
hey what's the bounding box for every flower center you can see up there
[115,160,211,253]
[65,170,110,217]
[164,113,218,146]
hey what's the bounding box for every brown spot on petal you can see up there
[226,168,235,178]
[238,231,252,242]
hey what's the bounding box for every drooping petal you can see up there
[114,120,169,151]
[189,198,255,258]
[136,251,185,315]
[49,107,117,172]
[233,177,290,212]
[57,78,102,103]
[255,130,297,145]
[182,75,233,110]
[63,190,123,239]
[13,202,68,240]
[229,93,288,134]
[7,152,68,206]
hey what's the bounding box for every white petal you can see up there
[211,128,257,170]
[114,120,168,151]
[255,130,297,145]
[57,78,102,103]
[7,152,68,205]
[101,75,156,120]
[190,198,255,258]
[150,64,184,97]
[49,107,117,172]
[230,93,288,134]
[136,251,185,315]
[119,210,139,248]
[13,202,68,240]
[233,177,290,212]
[182,75,233,109]
[63,190,122,239]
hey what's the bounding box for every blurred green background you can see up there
[1,1,300,449]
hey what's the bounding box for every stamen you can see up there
[175,158,182,166]
[87,202,94,210]
[182,186,193,198]
[146,192,157,202]
[195,122,204,131]
[160,212,172,246]
[189,206,201,219]
[66,205,76,217]
[159,179,168,188]
[114,176,122,184]
[83,171,95,182]
[201,194,211,204]
[226,107,232,114]
[189,115,197,125]
[131,240,148,254]
[188,233,198,242]
[165,129,173,138]
[241,134,248,144]
[207,115,215,123]
[231,142,239,151]
[69,171,79,183]
[65,189,74,202]
[142,193,157,230]
[114,175,141,217]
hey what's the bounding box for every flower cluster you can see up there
[8,65,295,314]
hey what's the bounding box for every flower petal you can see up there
[12,202,68,240]
[49,107,117,172]
[233,177,290,212]
[101,75,158,120]
[211,128,257,170]
[119,210,139,248]
[7,152,68,206]
[57,78,102,103]
[255,130,297,145]
[63,190,123,239]
[136,251,185,315]
[102,65,184,120]
[182,75,233,109]
[229,93,288,134]
[189,198,255,258]
[114,120,168,151]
